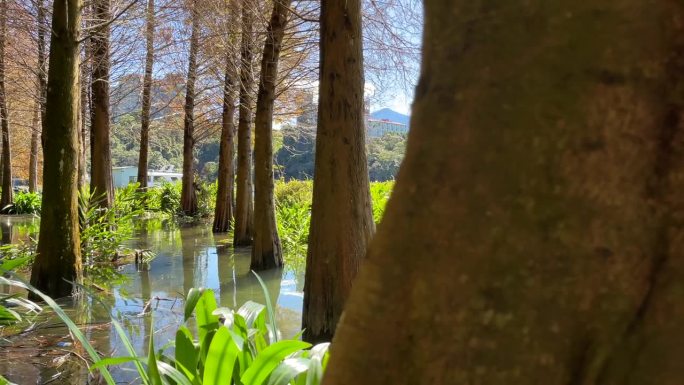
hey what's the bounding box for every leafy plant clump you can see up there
[2,191,42,215]
[79,186,145,285]
[0,272,329,385]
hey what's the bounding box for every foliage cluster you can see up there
[0,274,329,385]
[274,129,406,182]
[79,186,146,284]
[1,191,42,215]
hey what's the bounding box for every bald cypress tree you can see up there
[233,0,255,246]
[180,0,200,216]
[250,0,292,270]
[0,0,12,210]
[302,0,374,343]
[90,0,114,207]
[30,0,82,298]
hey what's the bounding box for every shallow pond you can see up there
[0,216,305,384]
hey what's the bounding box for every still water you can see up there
[0,216,305,384]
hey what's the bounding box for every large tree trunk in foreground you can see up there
[137,0,155,190]
[180,0,200,216]
[89,0,113,207]
[233,2,255,246]
[302,0,374,343]
[213,52,237,233]
[324,1,684,384]
[0,0,12,209]
[250,0,291,270]
[30,0,82,299]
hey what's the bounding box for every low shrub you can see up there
[2,191,42,215]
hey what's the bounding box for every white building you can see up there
[112,166,182,188]
[367,119,409,138]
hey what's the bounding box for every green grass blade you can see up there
[251,271,279,342]
[111,318,150,383]
[148,329,163,385]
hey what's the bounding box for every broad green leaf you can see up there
[241,340,311,385]
[175,326,199,382]
[203,326,240,385]
[0,306,20,324]
[237,301,265,329]
[0,255,32,272]
[196,289,219,343]
[157,361,194,385]
[267,358,310,385]
[184,288,204,322]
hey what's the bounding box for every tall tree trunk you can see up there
[29,101,40,192]
[37,0,47,145]
[213,51,237,233]
[180,0,200,216]
[0,0,12,210]
[90,0,113,207]
[233,1,255,246]
[250,0,290,270]
[137,0,155,190]
[323,1,684,384]
[30,0,48,193]
[30,0,82,299]
[302,0,374,343]
[79,53,89,189]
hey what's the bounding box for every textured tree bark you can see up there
[89,0,113,207]
[180,0,200,216]
[79,53,88,189]
[302,0,374,343]
[30,0,48,193]
[29,101,40,192]
[37,0,47,145]
[233,1,255,246]
[213,50,237,233]
[30,0,82,299]
[137,0,155,190]
[324,1,684,384]
[0,0,12,209]
[250,0,291,270]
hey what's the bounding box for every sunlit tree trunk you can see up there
[30,0,48,193]
[324,1,684,384]
[250,0,291,270]
[180,0,200,216]
[90,0,113,207]
[233,1,255,246]
[137,0,155,190]
[30,0,82,299]
[29,101,40,192]
[0,0,12,209]
[213,51,237,233]
[302,0,374,343]
[79,53,89,189]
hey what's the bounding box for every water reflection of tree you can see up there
[217,246,282,311]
